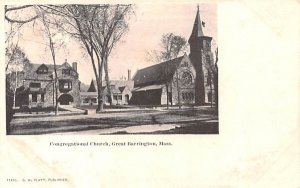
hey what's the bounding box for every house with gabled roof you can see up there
[16,59,81,108]
[80,76,134,106]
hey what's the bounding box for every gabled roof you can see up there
[87,79,97,92]
[87,79,134,93]
[188,6,204,42]
[119,86,126,92]
[24,61,77,80]
[133,55,185,87]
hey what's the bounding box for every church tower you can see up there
[189,5,213,105]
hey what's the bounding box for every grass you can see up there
[9,108,218,135]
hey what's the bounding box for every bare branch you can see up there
[5,14,39,24]
[5,5,34,12]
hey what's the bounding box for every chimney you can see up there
[128,69,131,80]
[72,62,77,72]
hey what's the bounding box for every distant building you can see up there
[16,60,81,108]
[80,72,134,106]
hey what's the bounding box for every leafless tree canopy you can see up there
[5,4,135,112]
[147,33,187,63]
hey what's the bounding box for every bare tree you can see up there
[60,5,107,112]
[202,47,218,110]
[90,5,134,106]
[6,46,30,108]
[4,4,134,113]
[35,8,65,115]
[5,5,63,115]
[147,33,187,109]
[53,5,134,110]
[4,5,39,24]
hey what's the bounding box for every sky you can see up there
[6,3,217,85]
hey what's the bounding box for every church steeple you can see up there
[188,5,204,43]
[188,5,212,105]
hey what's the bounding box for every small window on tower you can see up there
[206,55,210,63]
[204,41,211,51]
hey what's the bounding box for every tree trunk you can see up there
[166,83,169,109]
[96,54,105,112]
[176,70,181,109]
[96,79,104,112]
[104,56,113,106]
[170,82,173,107]
[13,71,17,109]
[213,74,218,113]
[54,77,58,115]
[50,42,58,116]
[210,72,213,108]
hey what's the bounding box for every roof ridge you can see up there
[138,55,184,71]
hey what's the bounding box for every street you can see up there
[9,107,218,135]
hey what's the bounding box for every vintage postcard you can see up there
[1,0,299,188]
[5,3,218,135]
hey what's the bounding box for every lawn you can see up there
[9,108,218,135]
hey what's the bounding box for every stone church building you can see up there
[131,54,196,105]
[131,6,215,106]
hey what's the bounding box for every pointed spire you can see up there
[87,79,97,92]
[188,5,204,42]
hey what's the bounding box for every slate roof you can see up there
[24,62,77,81]
[87,79,134,94]
[189,6,204,42]
[133,56,184,87]
[119,86,126,93]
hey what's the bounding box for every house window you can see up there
[118,95,122,100]
[63,82,72,89]
[182,93,185,100]
[208,92,212,102]
[38,68,48,74]
[113,95,118,100]
[59,80,72,91]
[187,93,190,101]
[41,94,44,102]
[62,69,71,75]
[30,83,41,88]
[32,94,37,102]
